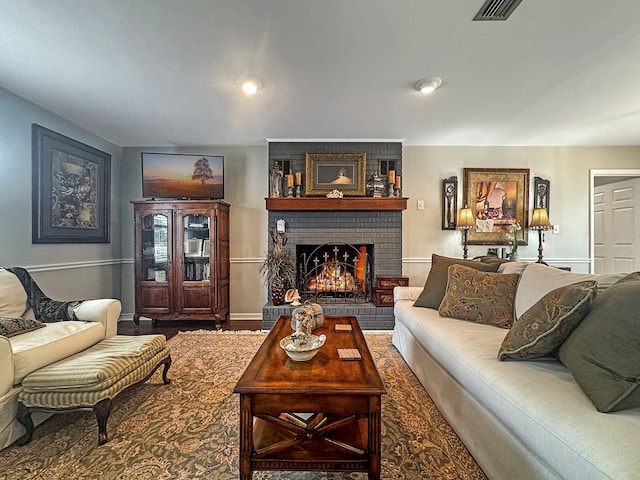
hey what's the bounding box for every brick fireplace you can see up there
[262,141,404,330]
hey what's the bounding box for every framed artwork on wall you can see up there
[533,176,550,213]
[442,176,458,230]
[31,124,111,243]
[463,168,529,246]
[305,152,366,196]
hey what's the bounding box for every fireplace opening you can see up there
[296,243,373,303]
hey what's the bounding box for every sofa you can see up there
[392,256,640,480]
[0,267,121,451]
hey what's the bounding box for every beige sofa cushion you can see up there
[0,269,28,318]
[9,321,104,385]
[514,263,626,318]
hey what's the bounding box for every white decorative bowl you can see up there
[279,333,327,362]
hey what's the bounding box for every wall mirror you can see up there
[590,169,640,274]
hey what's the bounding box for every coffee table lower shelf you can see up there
[252,414,370,472]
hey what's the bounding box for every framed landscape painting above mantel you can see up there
[463,168,529,246]
[305,152,366,196]
[32,124,111,243]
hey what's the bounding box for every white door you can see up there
[594,178,640,274]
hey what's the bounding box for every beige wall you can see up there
[402,146,640,285]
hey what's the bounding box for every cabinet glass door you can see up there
[183,213,211,281]
[141,214,169,282]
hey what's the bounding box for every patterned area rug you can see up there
[0,331,487,480]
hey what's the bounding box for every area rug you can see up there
[0,331,487,480]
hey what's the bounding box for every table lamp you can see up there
[457,206,475,259]
[530,208,552,264]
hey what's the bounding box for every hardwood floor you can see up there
[117,319,262,340]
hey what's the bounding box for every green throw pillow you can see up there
[558,272,640,412]
[0,317,46,337]
[498,280,597,361]
[414,254,501,309]
[438,264,520,329]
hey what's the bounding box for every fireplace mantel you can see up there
[265,197,408,211]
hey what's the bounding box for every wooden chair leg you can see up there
[15,402,34,446]
[162,355,172,384]
[93,398,112,445]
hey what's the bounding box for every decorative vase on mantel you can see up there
[510,253,520,261]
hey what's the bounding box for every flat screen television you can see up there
[141,152,224,199]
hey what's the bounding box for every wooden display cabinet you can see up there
[131,200,230,327]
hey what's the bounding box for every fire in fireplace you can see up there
[296,243,373,303]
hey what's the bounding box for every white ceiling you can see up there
[2,0,640,147]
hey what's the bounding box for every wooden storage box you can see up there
[373,289,394,307]
[375,276,409,289]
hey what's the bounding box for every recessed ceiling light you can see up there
[238,78,262,95]
[415,77,442,94]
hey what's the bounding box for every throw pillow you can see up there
[558,272,640,412]
[0,317,45,337]
[498,280,597,361]
[438,264,520,328]
[0,269,29,318]
[413,254,501,309]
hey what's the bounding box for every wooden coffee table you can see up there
[233,315,386,479]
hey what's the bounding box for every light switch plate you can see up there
[276,219,286,233]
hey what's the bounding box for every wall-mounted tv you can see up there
[141,152,224,199]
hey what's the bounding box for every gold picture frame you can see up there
[305,152,366,196]
[463,168,529,246]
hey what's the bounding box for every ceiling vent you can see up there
[473,0,524,21]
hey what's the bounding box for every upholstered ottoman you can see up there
[16,334,171,446]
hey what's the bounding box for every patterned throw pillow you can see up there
[0,317,45,337]
[413,254,501,309]
[438,264,520,328]
[498,280,597,361]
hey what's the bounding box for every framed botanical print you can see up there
[463,168,529,246]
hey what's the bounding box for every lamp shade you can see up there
[457,207,475,229]
[530,208,551,228]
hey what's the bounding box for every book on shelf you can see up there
[184,260,211,281]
